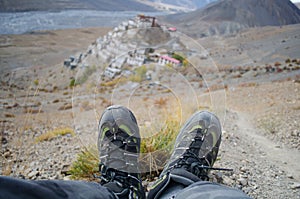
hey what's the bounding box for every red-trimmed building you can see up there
[158,55,180,66]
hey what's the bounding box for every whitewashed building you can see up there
[110,57,126,69]
[126,49,147,66]
[104,67,121,79]
[158,55,180,67]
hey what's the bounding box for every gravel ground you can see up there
[1,25,300,199]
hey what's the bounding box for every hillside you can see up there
[162,0,300,37]
[137,0,217,11]
[0,0,157,12]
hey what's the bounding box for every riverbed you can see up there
[0,10,165,34]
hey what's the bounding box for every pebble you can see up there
[28,170,39,179]
[287,173,294,179]
[238,177,248,186]
[240,167,247,172]
[30,161,36,168]
[4,151,11,158]
[291,182,300,189]
[25,168,32,175]
[61,164,70,175]
[63,175,71,181]
[223,176,234,185]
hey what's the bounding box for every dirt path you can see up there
[236,111,300,181]
[222,110,300,198]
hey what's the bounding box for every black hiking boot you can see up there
[148,111,225,199]
[97,105,145,199]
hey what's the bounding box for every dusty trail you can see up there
[236,111,300,181]
[221,110,300,198]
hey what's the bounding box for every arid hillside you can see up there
[162,0,300,37]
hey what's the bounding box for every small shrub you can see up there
[53,86,58,91]
[4,113,15,118]
[274,62,281,67]
[33,79,39,86]
[70,106,183,180]
[182,59,189,67]
[69,146,99,181]
[140,109,182,174]
[239,82,257,87]
[208,84,224,92]
[154,97,168,107]
[129,65,147,82]
[166,63,173,68]
[233,74,242,78]
[58,103,72,111]
[70,78,76,88]
[52,99,60,103]
[35,127,75,142]
[172,53,185,62]
[129,74,143,82]
[143,97,149,101]
[100,77,127,87]
[285,58,291,63]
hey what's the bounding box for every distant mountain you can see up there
[0,0,157,12]
[0,0,219,13]
[141,0,217,10]
[162,0,300,37]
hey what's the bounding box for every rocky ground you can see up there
[1,23,300,199]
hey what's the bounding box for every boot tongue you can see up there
[109,138,126,169]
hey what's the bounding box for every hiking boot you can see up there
[97,105,145,199]
[148,111,223,199]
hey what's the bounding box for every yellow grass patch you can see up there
[35,127,75,142]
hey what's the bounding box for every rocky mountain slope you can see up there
[0,0,157,12]
[137,0,217,11]
[162,0,300,37]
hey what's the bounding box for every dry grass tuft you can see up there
[35,127,75,142]
[154,97,168,107]
[58,103,72,111]
[238,82,258,87]
[100,77,127,87]
[70,104,184,180]
[52,99,60,103]
[4,113,15,118]
[69,146,99,181]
